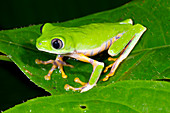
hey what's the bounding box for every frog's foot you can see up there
[64,77,95,93]
[35,58,73,80]
[102,57,118,81]
[103,57,117,73]
[103,70,115,81]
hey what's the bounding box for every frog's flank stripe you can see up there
[112,36,116,42]
[90,50,94,56]
[97,48,102,54]
[90,38,114,56]
[110,38,113,45]
[101,42,106,52]
[80,37,114,56]
[116,33,124,39]
[105,41,108,50]
[79,33,125,56]
[84,50,92,56]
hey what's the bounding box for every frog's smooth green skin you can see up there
[36,19,147,93]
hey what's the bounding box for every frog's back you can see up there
[69,23,132,56]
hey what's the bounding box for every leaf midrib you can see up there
[0,38,37,52]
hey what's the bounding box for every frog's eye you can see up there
[51,38,63,49]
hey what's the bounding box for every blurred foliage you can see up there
[0,0,130,30]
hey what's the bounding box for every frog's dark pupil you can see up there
[51,39,63,49]
[53,40,60,49]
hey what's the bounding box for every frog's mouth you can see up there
[36,47,57,54]
[36,46,75,55]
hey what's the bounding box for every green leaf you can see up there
[0,54,11,62]
[0,0,169,96]
[4,81,170,113]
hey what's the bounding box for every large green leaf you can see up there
[4,81,170,113]
[0,0,169,96]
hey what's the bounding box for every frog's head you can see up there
[36,23,75,54]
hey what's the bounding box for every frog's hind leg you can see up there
[103,24,147,81]
[103,33,124,73]
[35,55,73,80]
[64,53,104,93]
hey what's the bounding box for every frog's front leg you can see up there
[64,53,104,93]
[35,55,73,80]
[103,24,147,81]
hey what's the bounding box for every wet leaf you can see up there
[4,81,170,113]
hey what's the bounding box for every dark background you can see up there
[0,0,131,111]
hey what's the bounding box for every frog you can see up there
[35,19,147,93]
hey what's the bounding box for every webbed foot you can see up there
[64,77,95,93]
[35,56,73,80]
[103,57,117,81]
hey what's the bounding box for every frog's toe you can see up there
[103,63,113,73]
[103,57,117,73]
[74,77,96,92]
[64,83,95,93]
[74,77,86,86]
[108,57,117,61]
[35,59,41,64]
[44,75,51,80]
[80,84,96,93]
[62,73,68,78]
[65,63,74,68]
[64,77,95,92]
[64,84,82,92]
[35,59,54,65]
[103,71,115,81]
[59,60,74,68]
